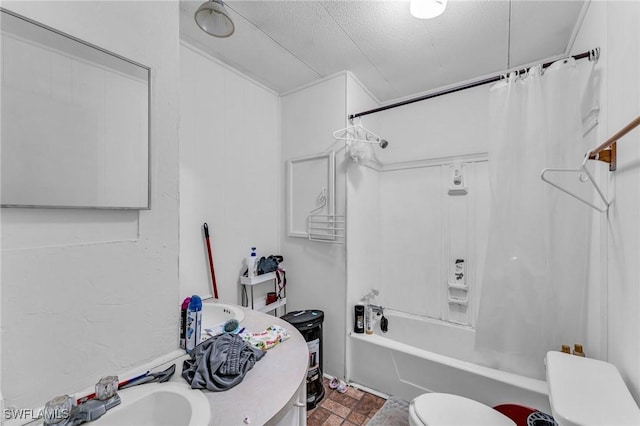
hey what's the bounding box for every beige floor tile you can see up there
[322,414,345,426]
[321,398,351,418]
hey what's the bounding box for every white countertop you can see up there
[12,304,307,426]
[168,304,309,426]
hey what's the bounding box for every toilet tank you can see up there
[545,351,640,426]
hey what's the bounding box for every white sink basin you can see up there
[93,383,210,426]
[201,301,245,329]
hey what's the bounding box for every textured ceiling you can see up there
[179,0,588,103]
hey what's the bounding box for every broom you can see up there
[203,223,219,299]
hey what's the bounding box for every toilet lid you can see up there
[412,393,516,426]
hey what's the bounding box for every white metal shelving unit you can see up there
[240,271,287,316]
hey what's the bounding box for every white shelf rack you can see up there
[240,271,286,316]
[258,298,287,314]
[240,271,277,286]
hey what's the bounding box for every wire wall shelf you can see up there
[308,214,345,244]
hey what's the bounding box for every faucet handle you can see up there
[43,395,73,425]
[95,376,119,401]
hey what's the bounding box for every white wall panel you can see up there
[179,44,280,304]
[380,166,444,318]
[1,0,180,410]
[571,0,640,403]
[281,74,348,379]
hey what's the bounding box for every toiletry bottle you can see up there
[573,344,585,357]
[186,295,202,352]
[354,303,365,333]
[454,259,465,284]
[365,305,374,335]
[247,247,257,277]
[180,297,191,349]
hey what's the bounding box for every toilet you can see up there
[409,351,640,426]
[409,392,516,426]
[545,351,640,426]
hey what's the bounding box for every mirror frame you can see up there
[0,7,151,209]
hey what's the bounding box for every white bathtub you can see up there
[348,309,551,413]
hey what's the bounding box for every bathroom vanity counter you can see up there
[164,302,309,425]
[17,303,307,426]
[197,303,308,425]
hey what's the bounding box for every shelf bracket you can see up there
[588,141,617,171]
[587,115,640,172]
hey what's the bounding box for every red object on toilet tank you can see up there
[493,404,537,426]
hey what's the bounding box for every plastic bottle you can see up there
[354,303,365,333]
[186,295,202,352]
[180,297,191,349]
[247,247,258,278]
[365,305,374,335]
[573,344,585,357]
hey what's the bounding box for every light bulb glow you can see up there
[410,0,448,19]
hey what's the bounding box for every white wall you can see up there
[1,0,180,410]
[280,74,348,379]
[344,74,380,380]
[375,85,491,163]
[572,0,640,402]
[363,84,492,324]
[378,161,489,325]
[346,85,491,327]
[345,73,380,317]
[345,23,610,383]
[179,43,280,304]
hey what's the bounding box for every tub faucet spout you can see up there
[369,304,384,316]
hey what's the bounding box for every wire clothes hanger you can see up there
[332,119,389,148]
[540,153,609,212]
[541,115,640,212]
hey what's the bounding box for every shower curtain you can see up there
[475,59,590,380]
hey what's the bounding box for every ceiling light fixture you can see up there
[410,0,448,19]
[194,0,235,38]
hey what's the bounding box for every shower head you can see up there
[363,134,389,149]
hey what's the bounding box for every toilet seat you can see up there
[409,393,516,426]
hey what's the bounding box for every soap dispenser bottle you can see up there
[247,247,258,277]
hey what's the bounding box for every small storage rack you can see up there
[240,271,287,316]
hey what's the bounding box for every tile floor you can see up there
[306,377,387,426]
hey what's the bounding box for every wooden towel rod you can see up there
[588,116,640,171]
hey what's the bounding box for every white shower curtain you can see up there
[475,59,590,380]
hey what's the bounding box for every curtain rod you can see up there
[348,48,600,121]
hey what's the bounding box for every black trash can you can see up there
[281,309,325,409]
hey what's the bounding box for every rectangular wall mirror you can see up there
[1,8,151,209]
